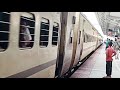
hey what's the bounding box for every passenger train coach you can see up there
[0,12,103,78]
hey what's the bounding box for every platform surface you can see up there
[70,44,120,78]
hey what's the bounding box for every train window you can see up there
[72,16,76,24]
[91,35,94,42]
[87,35,89,42]
[91,36,92,42]
[90,35,92,42]
[52,22,59,46]
[91,36,93,42]
[84,33,86,43]
[0,12,11,52]
[88,35,90,42]
[86,34,89,43]
[19,13,35,49]
[87,34,89,42]
[69,29,73,43]
[40,17,49,47]
[78,31,81,44]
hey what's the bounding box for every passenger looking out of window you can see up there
[20,21,32,48]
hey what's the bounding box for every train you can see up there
[0,12,103,78]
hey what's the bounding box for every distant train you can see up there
[0,12,103,78]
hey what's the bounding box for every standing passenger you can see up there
[105,38,110,50]
[113,38,120,60]
[103,41,116,78]
[110,40,113,46]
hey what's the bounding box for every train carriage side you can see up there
[72,13,83,67]
[0,12,60,78]
[56,12,103,77]
[97,35,103,47]
[57,12,77,77]
[0,12,103,78]
[80,14,98,61]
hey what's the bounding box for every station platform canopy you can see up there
[95,12,120,37]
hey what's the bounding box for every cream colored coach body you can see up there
[0,12,102,78]
[0,12,60,78]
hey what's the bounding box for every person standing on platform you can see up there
[103,41,116,78]
[105,38,110,50]
[113,38,120,60]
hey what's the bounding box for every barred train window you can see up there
[87,34,89,42]
[0,12,10,51]
[19,13,35,49]
[69,29,73,43]
[52,22,59,46]
[78,31,81,44]
[40,17,49,47]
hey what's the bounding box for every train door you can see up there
[77,19,85,62]
[55,12,79,77]
[69,12,81,69]
[61,12,81,77]
[55,12,68,77]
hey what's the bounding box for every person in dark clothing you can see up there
[19,21,32,48]
[105,38,110,50]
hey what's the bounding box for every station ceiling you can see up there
[95,12,120,37]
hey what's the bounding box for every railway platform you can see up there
[70,44,120,78]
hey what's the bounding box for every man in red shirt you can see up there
[104,41,116,78]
